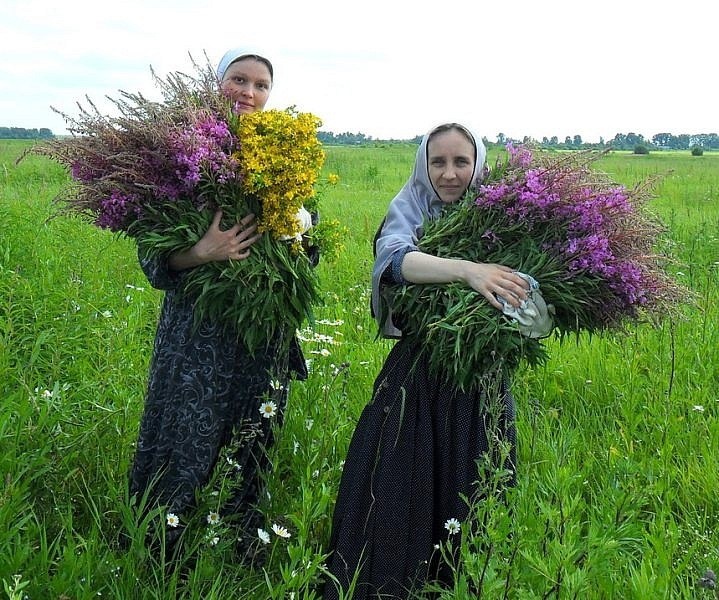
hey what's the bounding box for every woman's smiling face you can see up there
[427,128,476,204]
[220,58,273,113]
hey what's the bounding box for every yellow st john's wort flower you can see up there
[236,108,325,240]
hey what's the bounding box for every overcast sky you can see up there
[2,0,715,142]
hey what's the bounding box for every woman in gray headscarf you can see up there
[128,48,310,558]
[325,123,528,599]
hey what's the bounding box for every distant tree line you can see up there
[5,126,717,151]
[319,129,718,151]
[318,131,372,145]
[0,127,54,139]
[496,132,719,151]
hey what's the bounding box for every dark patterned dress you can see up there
[323,338,516,599]
[129,251,307,545]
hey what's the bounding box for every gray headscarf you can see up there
[371,123,487,338]
[216,47,274,82]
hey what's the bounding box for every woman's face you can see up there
[220,58,273,113]
[427,129,476,204]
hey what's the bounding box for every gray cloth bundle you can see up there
[496,272,554,338]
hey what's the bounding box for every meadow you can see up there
[1,138,718,599]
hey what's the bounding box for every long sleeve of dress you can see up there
[381,247,416,285]
[138,248,183,291]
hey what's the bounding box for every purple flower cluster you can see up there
[475,144,655,314]
[61,110,242,227]
[166,116,239,200]
[71,159,105,183]
[32,62,260,241]
[96,190,142,232]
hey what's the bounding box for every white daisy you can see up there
[206,511,220,526]
[257,528,271,544]
[209,536,220,546]
[444,518,461,535]
[166,513,180,528]
[270,379,284,391]
[259,400,278,419]
[693,405,705,412]
[272,523,291,539]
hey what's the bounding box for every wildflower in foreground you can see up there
[259,400,278,419]
[444,518,461,535]
[272,523,291,539]
[166,513,180,528]
[257,528,271,544]
[207,511,220,525]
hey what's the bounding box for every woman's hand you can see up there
[460,262,530,310]
[168,210,262,271]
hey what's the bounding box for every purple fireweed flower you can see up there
[71,160,104,183]
[565,234,614,273]
[168,115,239,198]
[476,183,512,206]
[471,144,674,325]
[506,142,533,168]
[610,261,649,307]
[96,190,142,232]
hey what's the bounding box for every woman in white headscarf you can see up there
[324,123,528,599]
[128,48,310,558]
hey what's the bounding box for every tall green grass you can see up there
[1,139,718,598]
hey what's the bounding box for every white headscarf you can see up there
[371,123,487,338]
[216,47,273,81]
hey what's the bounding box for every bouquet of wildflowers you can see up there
[389,144,687,391]
[31,59,341,352]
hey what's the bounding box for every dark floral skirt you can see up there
[128,288,306,550]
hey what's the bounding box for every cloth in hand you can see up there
[496,272,554,338]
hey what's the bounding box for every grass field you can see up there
[1,138,718,599]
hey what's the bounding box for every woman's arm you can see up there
[168,209,261,271]
[401,251,529,311]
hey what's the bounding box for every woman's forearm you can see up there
[400,251,529,311]
[168,246,208,271]
[400,251,470,284]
